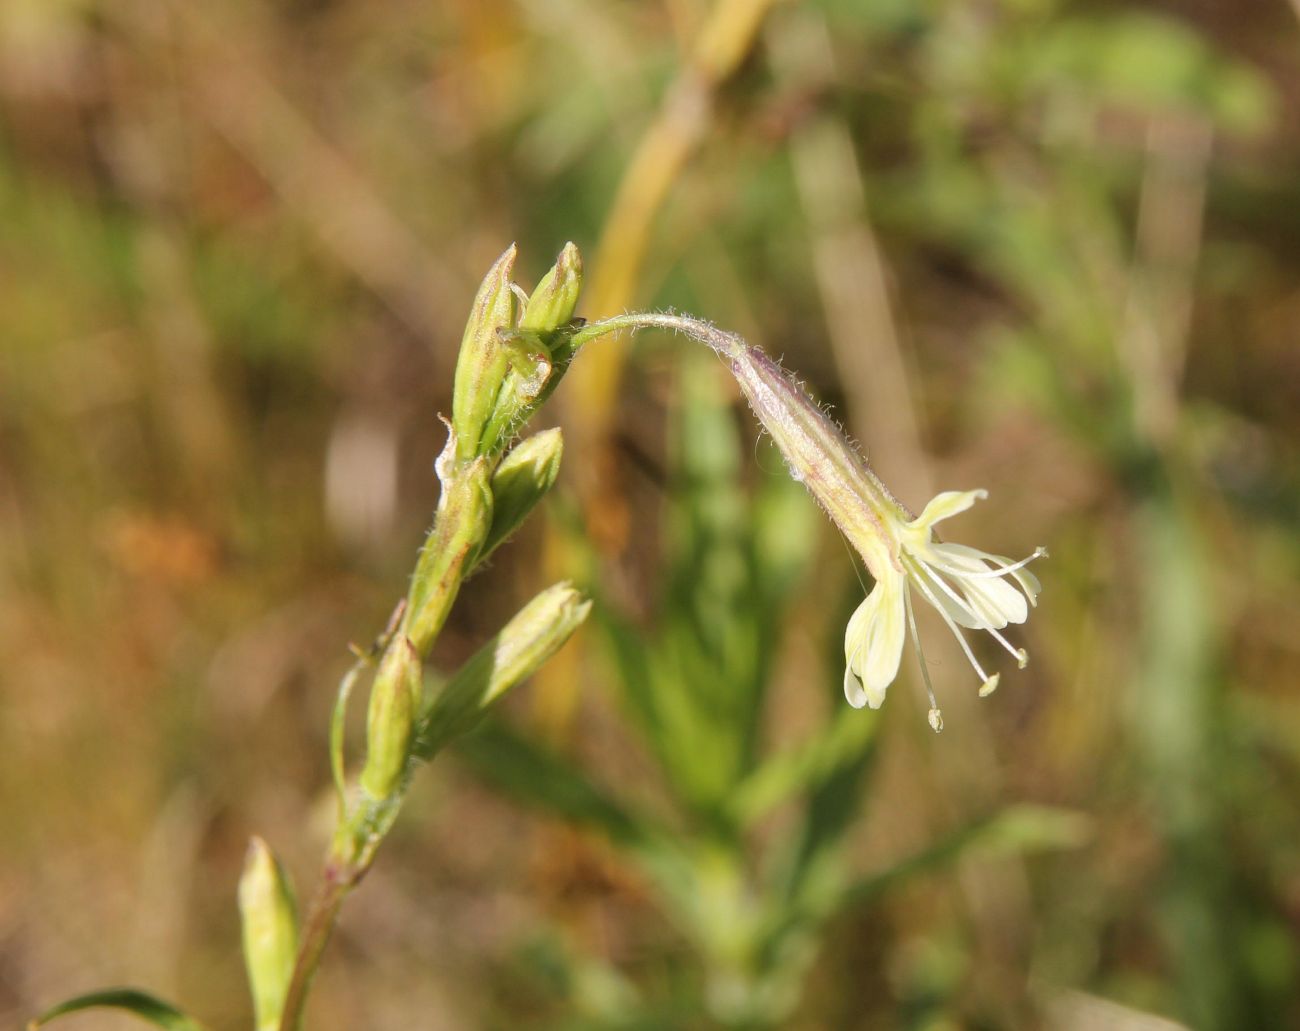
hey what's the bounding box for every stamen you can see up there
[914,559,986,628]
[984,553,1044,607]
[917,563,1030,668]
[928,707,944,733]
[979,674,1000,697]
[976,615,1028,664]
[986,624,1026,662]
[904,586,940,715]
[904,556,992,684]
[930,546,1047,581]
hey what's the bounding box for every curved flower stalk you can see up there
[572,312,1045,731]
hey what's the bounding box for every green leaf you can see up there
[29,988,211,1031]
[756,806,1090,974]
[457,721,699,920]
[332,601,405,813]
[838,804,1092,910]
[414,583,590,758]
[729,703,881,828]
[589,349,818,821]
[1024,13,1275,132]
[456,721,648,848]
[330,655,365,811]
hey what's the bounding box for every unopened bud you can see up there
[477,244,585,455]
[360,637,422,800]
[478,428,563,565]
[451,245,518,462]
[478,329,554,454]
[520,241,583,336]
[405,458,493,655]
[413,582,591,758]
[239,837,298,1031]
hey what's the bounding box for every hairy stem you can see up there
[571,311,746,358]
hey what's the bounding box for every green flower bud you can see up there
[359,637,422,800]
[478,428,563,565]
[477,329,554,455]
[451,244,518,462]
[413,582,591,758]
[520,241,583,336]
[475,244,585,455]
[405,457,493,655]
[238,837,298,1031]
[522,243,587,404]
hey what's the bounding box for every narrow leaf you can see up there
[838,804,1092,910]
[330,656,365,812]
[29,988,211,1031]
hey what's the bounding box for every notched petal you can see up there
[909,489,987,532]
[927,543,1029,626]
[844,574,906,707]
[843,666,869,709]
[962,576,1028,627]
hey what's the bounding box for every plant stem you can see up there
[572,311,745,359]
[277,857,357,1031]
[268,315,720,1031]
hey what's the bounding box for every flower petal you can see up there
[843,666,869,709]
[843,574,906,708]
[913,562,987,630]
[991,553,1042,607]
[929,543,1029,626]
[909,489,987,533]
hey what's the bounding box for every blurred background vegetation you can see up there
[2,0,1299,1028]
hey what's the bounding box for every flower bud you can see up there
[405,457,493,655]
[359,637,422,800]
[520,241,582,336]
[413,582,591,758]
[478,428,563,565]
[476,244,585,455]
[451,244,518,462]
[239,836,298,1031]
[477,329,553,455]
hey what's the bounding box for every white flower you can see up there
[570,312,1045,732]
[843,489,1045,729]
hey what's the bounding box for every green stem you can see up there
[572,311,747,358]
[267,314,727,1031]
[574,312,912,529]
[276,856,357,1031]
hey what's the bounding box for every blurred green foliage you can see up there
[3,0,1299,1028]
